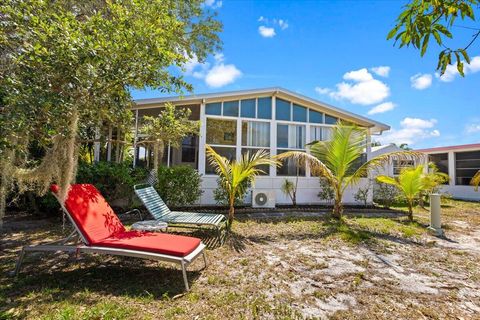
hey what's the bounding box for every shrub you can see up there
[213,178,250,206]
[318,178,334,204]
[372,181,399,208]
[354,183,371,207]
[156,166,203,207]
[76,161,148,206]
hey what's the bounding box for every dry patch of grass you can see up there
[1,199,480,319]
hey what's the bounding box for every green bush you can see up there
[76,161,148,206]
[156,166,203,207]
[373,181,400,208]
[213,178,250,206]
[318,178,334,204]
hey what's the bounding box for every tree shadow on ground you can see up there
[2,252,203,309]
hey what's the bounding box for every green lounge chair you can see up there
[134,184,227,242]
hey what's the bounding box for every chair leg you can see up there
[181,261,189,291]
[14,248,26,276]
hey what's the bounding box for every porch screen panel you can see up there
[206,118,237,145]
[242,121,270,147]
[455,151,480,185]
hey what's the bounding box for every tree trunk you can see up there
[227,196,235,231]
[152,140,164,180]
[407,201,414,222]
[332,185,343,219]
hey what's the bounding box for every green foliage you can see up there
[373,182,400,208]
[277,122,421,219]
[377,165,426,220]
[281,179,297,206]
[388,0,478,75]
[206,145,279,230]
[317,178,335,204]
[354,183,371,207]
[472,170,480,190]
[156,165,203,207]
[140,103,200,172]
[0,0,221,226]
[76,161,148,206]
[213,178,250,206]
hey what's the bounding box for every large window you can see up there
[310,126,333,142]
[205,147,236,174]
[393,159,415,175]
[257,97,272,119]
[429,153,449,178]
[206,118,236,145]
[277,124,305,149]
[455,151,480,185]
[277,150,306,176]
[242,121,270,147]
[240,99,256,118]
[276,98,291,121]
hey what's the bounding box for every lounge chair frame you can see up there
[134,184,227,243]
[14,191,207,291]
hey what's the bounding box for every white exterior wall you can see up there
[200,176,372,205]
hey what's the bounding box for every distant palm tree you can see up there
[377,165,425,221]
[276,122,420,219]
[206,145,279,230]
[472,170,480,191]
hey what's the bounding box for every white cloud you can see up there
[465,123,480,134]
[378,117,440,145]
[343,68,373,82]
[437,55,480,82]
[316,68,390,105]
[410,73,432,90]
[367,102,396,115]
[258,26,276,38]
[278,19,289,30]
[205,63,242,88]
[371,66,390,77]
[204,0,222,9]
[315,87,331,95]
[258,16,265,22]
[183,53,242,88]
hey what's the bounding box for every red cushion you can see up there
[94,231,202,257]
[52,184,125,244]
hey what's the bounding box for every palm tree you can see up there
[206,145,279,230]
[472,170,480,191]
[276,122,421,220]
[377,165,425,221]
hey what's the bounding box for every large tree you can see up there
[0,0,221,229]
[388,0,478,76]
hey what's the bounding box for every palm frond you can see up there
[274,151,335,183]
[471,170,480,191]
[348,150,425,186]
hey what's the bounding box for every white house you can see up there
[97,87,391,206]
[417,143,480,201]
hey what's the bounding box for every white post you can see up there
[270,96,277,178]
[428,193,444,236]
[198,102,207,175]
[448,151,455,186]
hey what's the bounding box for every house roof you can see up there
[133,87,390,134]
[416,143,480,153]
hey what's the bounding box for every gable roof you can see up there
[133,87,390,134]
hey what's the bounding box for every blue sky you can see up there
[131,0,480,149]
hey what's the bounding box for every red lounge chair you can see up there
[14,184,207,291]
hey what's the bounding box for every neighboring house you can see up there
[417,143,480,201]
[369,144,417,177]
[95,87,390,205]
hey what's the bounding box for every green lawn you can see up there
[1,199,479,319]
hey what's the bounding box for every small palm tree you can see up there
[472,170,480,191]
[377,165,425,221]
[206,145,279,230]
[276,122,420,219]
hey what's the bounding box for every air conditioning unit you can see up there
[252,190,276,208]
